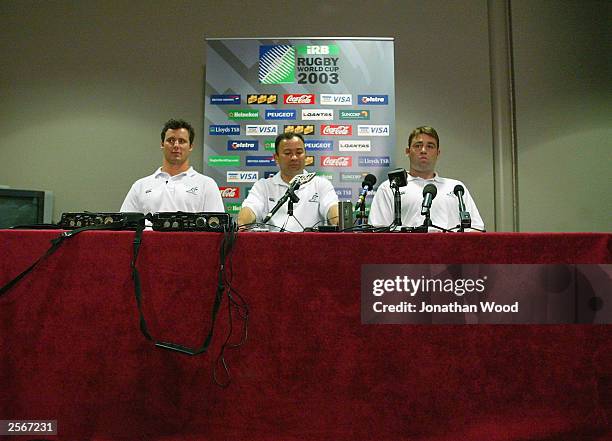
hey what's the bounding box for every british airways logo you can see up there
[245,156,276,166]
[210,94,241,105]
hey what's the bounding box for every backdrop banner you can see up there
[203,37,396,216]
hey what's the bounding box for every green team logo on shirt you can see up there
[208,155,240,167]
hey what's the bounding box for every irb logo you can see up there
[297,45,339,56]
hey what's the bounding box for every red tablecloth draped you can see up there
[0,230,610,440]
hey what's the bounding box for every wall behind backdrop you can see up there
[0,0,609,231]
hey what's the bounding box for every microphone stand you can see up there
[262,184,300,224]
[390,180,402,227]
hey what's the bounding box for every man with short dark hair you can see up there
[120,119,224,214]
[368,126,484,231]
[237,132,339,231]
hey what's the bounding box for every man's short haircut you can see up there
[408,126,440,149]
[274,132,305,154]
[161,119,195,144]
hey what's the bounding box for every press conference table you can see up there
[0,230,610,440]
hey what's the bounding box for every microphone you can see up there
[262,173,316,223]
[420,184,437,215]
[355,174,377,210]
[453,184,472,229]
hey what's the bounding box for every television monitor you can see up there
[0,188,54,228]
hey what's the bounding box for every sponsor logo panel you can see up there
[358,156,391,167]
[208,155,240,167]
[316,172,334,181]
[209,125,240,135]
[227,140,258,151]
[259,45,295,84]
[301,109,334,120]
[210,94,240,105]
[245,156,276,166]
[321,124,352,136]
[245,125,278,136]
[219,187,240,199]
[265,109,297,120]
[340,172,369,182]
[358,125,390,136]
[335,188,353,199]
[247,94,278,105]
[296,45,339,56]
[305,155,315,167]
[320,94,352,105]
[227,109,259,120]
[283,124,315,135]
[320,156,353,167]
[357,94,389,105]
[263,140,275,151]
[339,140,371,152]
[227,171,259,183]
[284,94,316,105]
[304,140,333,151]
[225,202,241,214]
[339,109,370,120]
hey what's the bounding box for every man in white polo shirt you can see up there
[120,119,224,214]
[237,132,339,232]
[368,126,484,231]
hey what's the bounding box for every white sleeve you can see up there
[317,178,339,219]
[462,186,485,231]
[201,177,225,212]
[241,179,267,221]
[368,182,394,227]
[120,182,142,213]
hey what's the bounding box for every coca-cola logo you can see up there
[321,156,353,167]
[219,187,240,198]
[284,94,316,104]
[320,124,352,136]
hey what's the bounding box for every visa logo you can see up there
[226,171,259,183]
[246,125,279,136]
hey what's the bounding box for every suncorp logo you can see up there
[227,140,258,151]
[265,109,297,120]
[320,94,352,105]
[358,95,389,105]
[209,125,240,135]
[304,140,333,151]
[245,125,278,136]
[358,156,391,167]
[358,125,390,136]
[227,171,259,183]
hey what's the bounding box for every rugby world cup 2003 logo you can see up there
[259,45,295,84]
